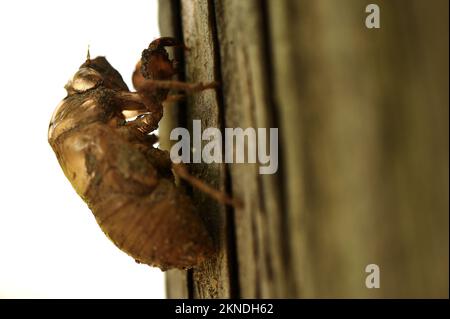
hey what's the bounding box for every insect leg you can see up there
[172,163,243,208]
[149,37,187,49]
[114,91,148,111]
[113,91,163,144]
[136,79,219,93]
[125,112,162,135]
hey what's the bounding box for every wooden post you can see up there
[159,0,449,298]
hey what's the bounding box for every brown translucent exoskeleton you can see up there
[48,38,235,270]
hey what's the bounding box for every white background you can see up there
[0,0,165,298]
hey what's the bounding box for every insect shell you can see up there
[48,38,214,271]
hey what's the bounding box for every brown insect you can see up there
[48,37,237,270]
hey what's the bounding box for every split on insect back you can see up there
[48,37,240,271]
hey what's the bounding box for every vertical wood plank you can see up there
[213,0,294,298]
[179,0,232,299]
[268,0,449,297]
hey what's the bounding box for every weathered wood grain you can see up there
[160,0,235,299]
[213,0,293,298]
[179,0,233,299]
[268,0,449,297]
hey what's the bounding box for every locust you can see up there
[48,37,237,270]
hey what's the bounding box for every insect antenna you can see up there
[86,44,91,62]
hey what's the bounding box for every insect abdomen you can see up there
[52,122,213,270]
[91,179,214,270]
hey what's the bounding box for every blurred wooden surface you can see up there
[159,0,449,298]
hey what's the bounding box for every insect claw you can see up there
[204,81,220,90]
[177,44,190,51]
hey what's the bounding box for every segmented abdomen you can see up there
[52,122,213,270]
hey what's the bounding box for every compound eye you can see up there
[65,68,102,94]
